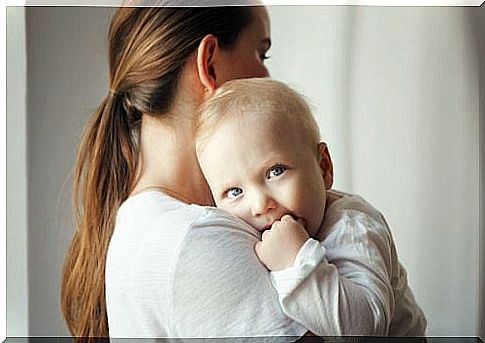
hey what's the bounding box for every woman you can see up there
[61,5,308,338]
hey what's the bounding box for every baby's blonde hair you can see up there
[196,78,321,154]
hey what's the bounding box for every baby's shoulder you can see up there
[321,191,392,241]
[327,190,384,221]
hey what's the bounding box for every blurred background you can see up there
[6,4,485,337]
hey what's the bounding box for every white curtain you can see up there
[268,5,480,336]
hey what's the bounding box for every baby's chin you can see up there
[244,220,266,232]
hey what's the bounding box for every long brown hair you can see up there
[61,6,253,338]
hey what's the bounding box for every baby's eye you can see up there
[267,165,287,179]
[226,187,243,199]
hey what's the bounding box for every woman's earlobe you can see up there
[196,34,219,93]
[318,142,334,189]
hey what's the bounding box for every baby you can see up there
[195,78,427,336]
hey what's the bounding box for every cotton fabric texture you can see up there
[270,191,427,336]
[105,191,306,338]
[106,190,425,338]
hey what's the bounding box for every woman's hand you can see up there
[254,214,309,271]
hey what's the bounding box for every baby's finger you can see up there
[261,229,271,241]
[280,214,295,222]
[280,214,294,222]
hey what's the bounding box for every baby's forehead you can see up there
[196,87,320,156]
[225,108,311,148]
[258,109,316,142]
[232,106,296,131]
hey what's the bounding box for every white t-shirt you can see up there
[105,191,306,338]
[106,190,426,338]
[270,191,427,336]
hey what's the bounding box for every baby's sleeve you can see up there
[168,209,307,338]
[270,213,396,336]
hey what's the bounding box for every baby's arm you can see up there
[255,213,394,336]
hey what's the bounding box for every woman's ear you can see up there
[318,142,334,190]
[196,34,219,93]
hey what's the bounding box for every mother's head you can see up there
[61,5,270,338]
[108,6,270,116]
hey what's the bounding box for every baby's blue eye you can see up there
[267,165,286,179]
[227,187,243,199]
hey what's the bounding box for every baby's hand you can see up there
[255,214,309,271]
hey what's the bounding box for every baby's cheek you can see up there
[218,202,233,213]
[307,197,327,237]
[213,197,225,209]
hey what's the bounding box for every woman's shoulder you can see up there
[117,190,205,222]
[120,190,248,221]
[115,192,304,337]
[116,190,260,244]
[189,205,260,238]
[167,202,304,337]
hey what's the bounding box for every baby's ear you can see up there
[317,142,334,190]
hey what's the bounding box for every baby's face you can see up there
[197,111,331,237]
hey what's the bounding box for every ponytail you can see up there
[61,6,253,338]
[61,93,139,337]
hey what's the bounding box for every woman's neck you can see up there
[131,59,214,205]
[132,113,213,206]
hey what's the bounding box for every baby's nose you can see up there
[251,192,277,217]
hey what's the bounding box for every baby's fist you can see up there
[255,215,309,271]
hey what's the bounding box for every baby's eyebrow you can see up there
[260,153,292,166]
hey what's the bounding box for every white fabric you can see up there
[270,191,427,336]
[105,190,306,338]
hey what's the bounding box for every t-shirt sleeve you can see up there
[270,212,396,336]
[167,209,307,338]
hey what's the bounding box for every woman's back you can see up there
[106,191,306,338]
[106,191,200,336]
